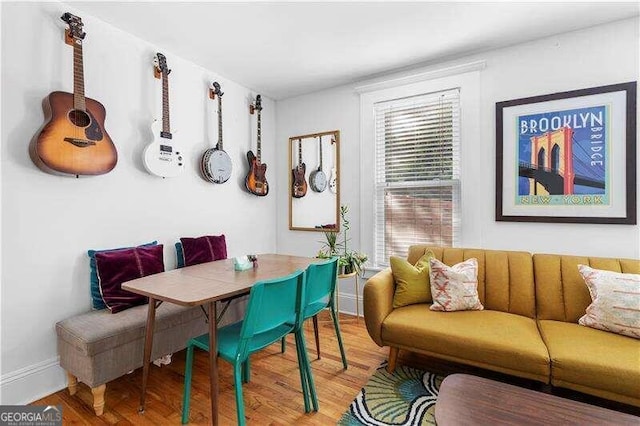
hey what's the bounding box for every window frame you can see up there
[359,70,482,271]
[373,89,461,267]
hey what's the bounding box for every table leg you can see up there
[207,301,219,426]
[139,297,157,413]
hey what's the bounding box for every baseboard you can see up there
[0,357,67,405]
[337,292,363,318]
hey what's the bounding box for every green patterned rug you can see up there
[338,363,443,425]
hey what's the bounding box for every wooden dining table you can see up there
[122,253,320,425]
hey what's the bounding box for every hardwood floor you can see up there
[34,313,388,425]
[33,310,639,424]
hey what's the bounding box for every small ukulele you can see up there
[245,95,269,196]
[142,53,184,178]
[200,82,232,183]
[292,139,307,198]
[30,13,117,177]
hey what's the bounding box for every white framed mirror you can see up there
[289,130,340,232]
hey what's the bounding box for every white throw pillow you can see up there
[578,265,640,339]
[429,258,483,312]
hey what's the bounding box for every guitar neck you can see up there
[73,42,86,111]
[298,140,302,167]
[256,110,262,163]
[318,136,323,169]
[217,95,223,149]
[162,73,171,134]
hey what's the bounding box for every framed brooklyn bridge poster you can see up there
[496,82,636,224]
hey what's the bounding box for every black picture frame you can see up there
[496,82,636,224]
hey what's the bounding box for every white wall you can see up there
[0,2,276,403]
[275,18,640,312]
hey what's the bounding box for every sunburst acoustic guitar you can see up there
[246,95,269,196]
[30,13,117,177]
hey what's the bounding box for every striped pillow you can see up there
[578,265,640,339]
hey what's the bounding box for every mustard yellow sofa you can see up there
[363,246,640,407]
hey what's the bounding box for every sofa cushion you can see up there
[56,303,205,357]
[381,304,549,381]
[534,254,640,323]
[429,257,483,312]
[87,240,158,310]
[578,265,640,339]
[391,251,434,308]
[538,320,640,406]
[407,246,535,318]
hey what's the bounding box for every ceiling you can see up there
[70,2,639,100]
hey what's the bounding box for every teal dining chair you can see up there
[181,269,318,425]
[281,257,348,369]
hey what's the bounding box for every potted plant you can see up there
[317,229,340,259]
[319,205,368,275]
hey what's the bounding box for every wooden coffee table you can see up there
[436,374,638,425]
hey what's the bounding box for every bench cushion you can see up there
[56,303,204,356]
[538,320,640,406]
[381,304,550,382]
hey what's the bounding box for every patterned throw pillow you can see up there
[578,265,640,339]
[87,241,157,310]
[179,235,227,267]
[95,244,165,313]
[391,251,434,308]
[429,258,483,312]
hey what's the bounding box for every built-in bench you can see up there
[56,303,207,415]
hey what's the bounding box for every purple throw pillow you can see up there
[95,244,165,313]
[180,235,227,267]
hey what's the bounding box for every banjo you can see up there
[309,135,327,192]
[201,82,232,184]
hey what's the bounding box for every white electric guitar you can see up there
[329,136,337,193]
[143,53,184,178]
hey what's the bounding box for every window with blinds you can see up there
[373,89,461,267]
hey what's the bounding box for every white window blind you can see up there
[374,89,461,267]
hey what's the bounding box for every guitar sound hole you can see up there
[68,109,91,127]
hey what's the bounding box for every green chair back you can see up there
[236,270,305,359]
[304,257,339,314]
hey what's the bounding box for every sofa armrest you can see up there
[363,268,394,347]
